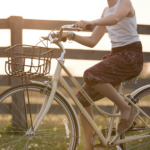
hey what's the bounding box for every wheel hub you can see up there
[25,129,36,137]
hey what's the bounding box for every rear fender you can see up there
[130,84,150,98]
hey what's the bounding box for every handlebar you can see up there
[41,24,92,43]
[41,24,92,61]
[61,24,83,31]
[58,24,82,42]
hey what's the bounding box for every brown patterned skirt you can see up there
[76,41,143,107]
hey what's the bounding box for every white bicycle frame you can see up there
[30,25,150,148]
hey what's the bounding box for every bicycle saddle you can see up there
[122,76,138,85]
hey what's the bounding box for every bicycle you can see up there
[0,24,150,150]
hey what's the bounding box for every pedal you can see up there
[91,129,117,150]
[128,121,137,131]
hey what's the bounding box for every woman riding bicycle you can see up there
[59,0,143,149]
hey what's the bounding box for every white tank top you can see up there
[104,0,140,48]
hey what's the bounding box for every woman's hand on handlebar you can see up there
[57,32,70,42]
[74,20,93,31]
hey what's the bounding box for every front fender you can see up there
[30,80,81,145]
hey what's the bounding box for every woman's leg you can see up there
[80,105,94,150]
[76,84,105,150]
[92,83,131,120]
[79,83,131,150]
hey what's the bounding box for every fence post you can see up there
[9,16,27,130]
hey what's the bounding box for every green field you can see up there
[0,86,150,149]
[0,114,150,150]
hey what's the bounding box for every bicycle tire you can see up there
[0,84,78,150]
[120,87,150,150]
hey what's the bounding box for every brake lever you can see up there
[61,24,83,31]
[41,36,49,40]
[41,32,58,43]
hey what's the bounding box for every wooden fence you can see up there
[0,16,150,127]
[0,16,150,88]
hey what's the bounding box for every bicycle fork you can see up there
[34,80,58,131]
[26,61,63,134]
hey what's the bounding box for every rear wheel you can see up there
[121,87,150,150]
[0,84,78,150]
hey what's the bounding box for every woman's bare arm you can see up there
[92,0,132,25]
[74,0,133,30]
[61,8,107,48]
[73,26,106,48]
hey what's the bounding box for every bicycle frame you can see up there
[57,61,150,147]
[31,39,150,147]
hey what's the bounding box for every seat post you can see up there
[117,83,124,95]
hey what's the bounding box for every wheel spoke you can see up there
[0,84,77,150]
[121,88,150,149]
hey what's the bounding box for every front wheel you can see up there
[0,84,78,150]
[121,87,150,150]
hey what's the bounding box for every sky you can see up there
[0,0,150,24]
[0,0,150,77]
[0,0,106,20]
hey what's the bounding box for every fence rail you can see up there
[1,47,150,62]
[1,18,150,34]
[0,16,150,87]
[0,103,150,116]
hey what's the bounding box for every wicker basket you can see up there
[5,44,53,78]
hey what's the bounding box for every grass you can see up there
[0,86,150,149]
[0,114,150,150]
[0,114,113,150]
